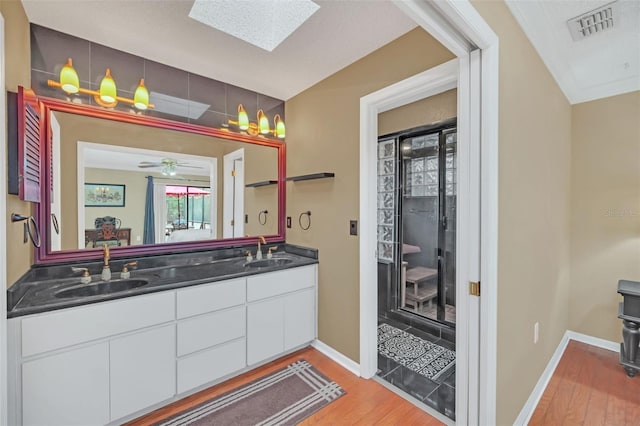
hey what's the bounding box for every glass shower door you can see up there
[400,129,457,325]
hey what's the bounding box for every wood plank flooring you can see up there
[529,340,640,426]
[125,347,443,426]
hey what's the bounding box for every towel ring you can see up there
[258,210,268,226]
[11,213,41,248]
[298,211,311,231]
[51,213,60,235]
[26,216,41,248]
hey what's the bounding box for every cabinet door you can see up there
[284,288,316,351]
[247,298,284,365]
[110,324,176,421]
[22,342,109,426]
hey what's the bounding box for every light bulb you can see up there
[60,58,79,94]
[258,109,269,135]
[99,68,117,104]
[134,78,149,110]
[274,114,286,139]
[238,104,249,130]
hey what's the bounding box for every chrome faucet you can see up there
[101,244,111,281]
[256,236,266,260]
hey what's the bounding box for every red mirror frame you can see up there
[30,94,286,264]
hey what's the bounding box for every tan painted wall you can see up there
[2,0,33,286]
[570,91,640,341]
[84,168,147,246]
[286,28,455,362]
[472,1,573,424]
[378,89,457,136]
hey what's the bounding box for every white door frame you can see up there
[49,113,62,251]
[0,13,8,426]
[359,1,498,425]
[223,148,245,238]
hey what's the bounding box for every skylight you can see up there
[188,0,320,52]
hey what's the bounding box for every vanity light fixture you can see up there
[47,58,154,110]
[227,103,286,140]
[274,114,285,139]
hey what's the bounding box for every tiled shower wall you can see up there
[377,139,397,262]
[30,24,284,128]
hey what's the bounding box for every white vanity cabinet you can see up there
[8,264,317,426]
[247,265,317,365]
[110,324,176,420]
[22,342,110,426]
[176,279,247,393]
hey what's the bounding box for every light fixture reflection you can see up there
[133,79,149,110]
[238,104,249,130]
[257,109,270,134]
[59,58,79,94]
[274,114,285,139]
[99,68,117,104]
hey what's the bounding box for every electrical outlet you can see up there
[534,322,539,344]
[350,220,358,236]
[286,217,292,228]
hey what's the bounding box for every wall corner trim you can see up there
[311,340,360,377]
[514,331,618,425]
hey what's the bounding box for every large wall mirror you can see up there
[34,96,285,263]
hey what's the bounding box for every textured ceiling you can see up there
[506,0,640,104]
[21,0,417,101]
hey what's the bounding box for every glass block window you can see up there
[445,132,457,196]
[406,153,439,197]
[377,139,396,262]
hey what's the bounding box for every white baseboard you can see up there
[566,330,618,352]
[311,339,360,376]
[514,331,618,425]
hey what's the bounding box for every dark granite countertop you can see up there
[7,244,318,318]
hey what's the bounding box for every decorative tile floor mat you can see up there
[378,323,456,380]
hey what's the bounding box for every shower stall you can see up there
[378,119,457,330]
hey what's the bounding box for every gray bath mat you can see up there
[378,323,456,380]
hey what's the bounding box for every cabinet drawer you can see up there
[247,265,316,302]
[21,292,174,357]
[177,278,245,319]
[177,338,246,394]
[177,306,245,356]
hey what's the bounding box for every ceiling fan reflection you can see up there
[137,158,203,176]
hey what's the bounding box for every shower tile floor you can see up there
[422,303,457,324]
[377,317,456,421]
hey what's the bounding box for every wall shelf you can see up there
[286,172,335,182]
[245,180,278,188]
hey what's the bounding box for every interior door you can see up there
[223,149,244,238]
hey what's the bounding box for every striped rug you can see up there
[154,360,345,426]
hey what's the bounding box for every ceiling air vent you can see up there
[567,1,618,41]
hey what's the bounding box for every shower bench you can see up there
[402,266,438,312]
